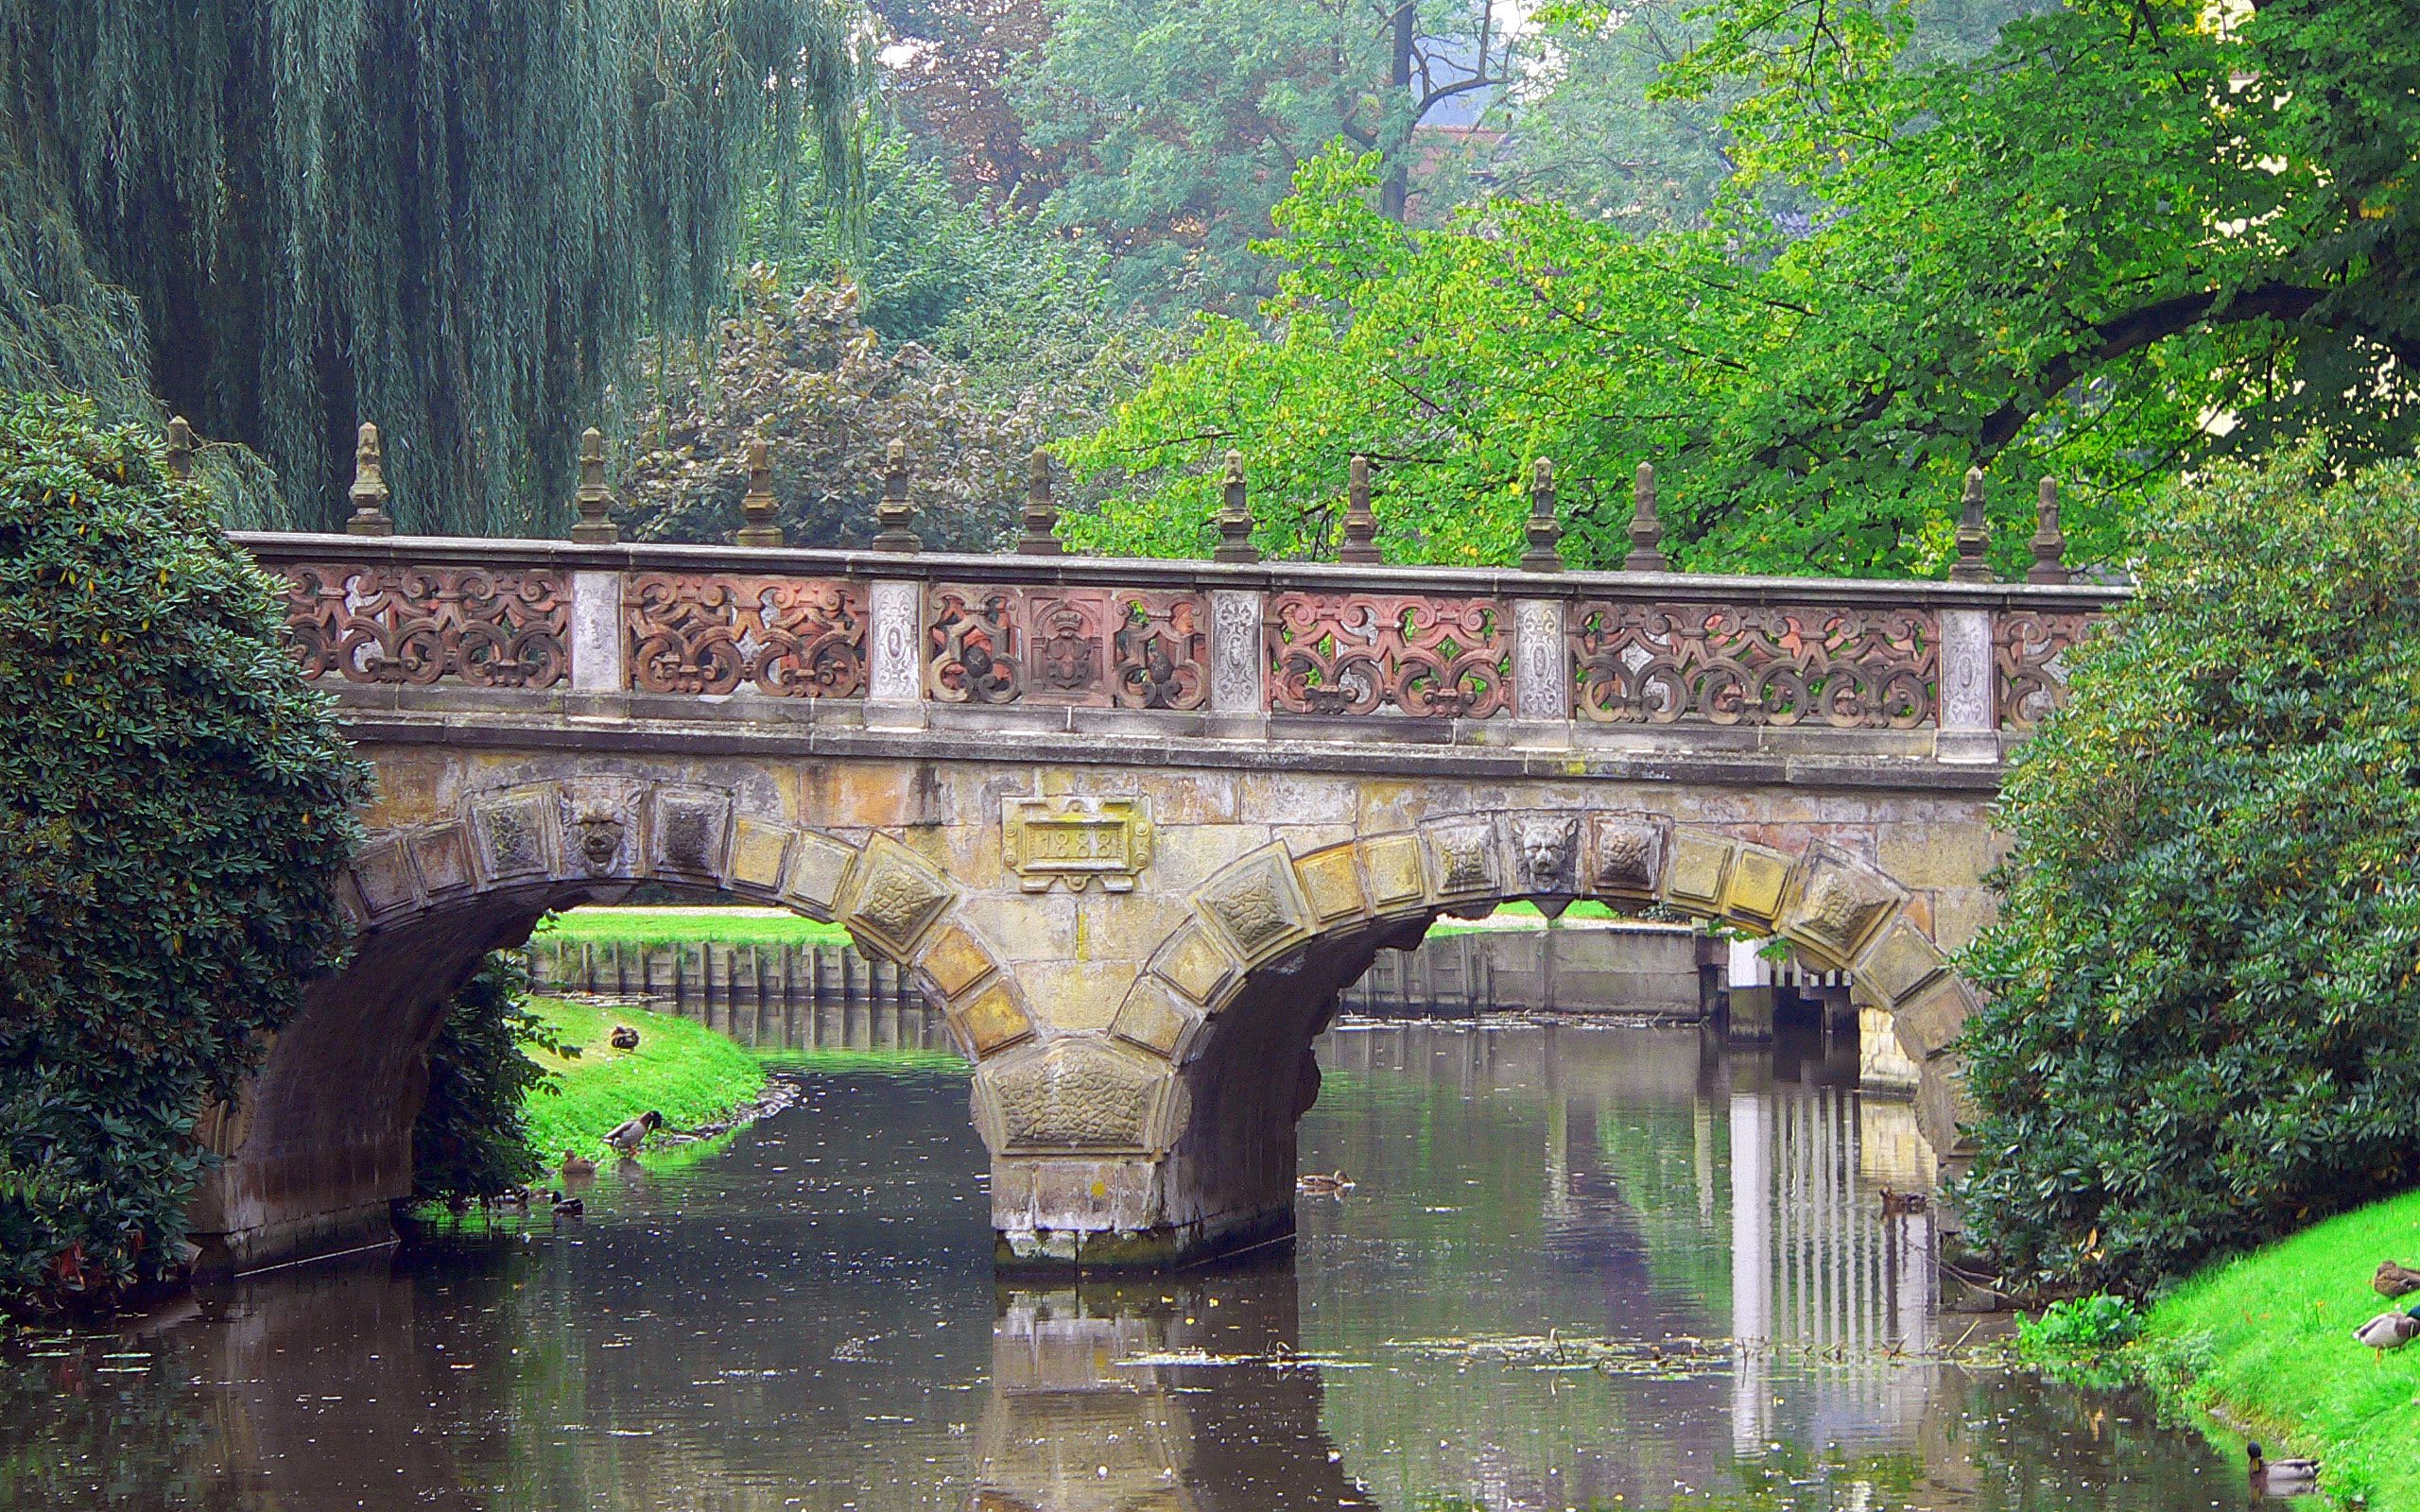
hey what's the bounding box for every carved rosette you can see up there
[624,574,867,696]
[1265,593,1512,717]
[281,563,568,687]
[1995,610,2095,730]
[1571,602,1937,728]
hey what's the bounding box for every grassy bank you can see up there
[533,905,852,951]
[518,996,768,1166]
[2135,1188,2420,1508]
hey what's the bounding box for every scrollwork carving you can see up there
[624,574,866,696]
[281,564,567,687]
[1995,610,2095,730]
[1571,602,1936,728]
[1266,593,1511,717]
[926,587,1210,709]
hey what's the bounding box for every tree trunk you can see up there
[1381,3,1413,221]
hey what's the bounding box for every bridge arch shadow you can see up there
[188,774,1028,1272]
[1019,809,1977,1266]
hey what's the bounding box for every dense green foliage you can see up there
[1958,451,2420,1297]
[411,954,560,1202]
[0,1,864,534]
[1063,0,2420,574]
[0,395,366,1311]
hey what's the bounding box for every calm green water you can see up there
[5,1021,2266,1511]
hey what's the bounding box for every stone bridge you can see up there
[193,480,2115,1273]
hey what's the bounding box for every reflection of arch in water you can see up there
[1080,809,1971,1268]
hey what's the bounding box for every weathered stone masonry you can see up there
[193,528,2117,1273]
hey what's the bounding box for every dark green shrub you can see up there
[412,952,562,1201]
[0,392,366,1311]
[1959,449,2420,1296]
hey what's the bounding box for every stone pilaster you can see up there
[1511,597,1569,726]
[568,571,623,695]
[1936,607,1996,763]
[867,577,925,729]
[1207,588,1264,737]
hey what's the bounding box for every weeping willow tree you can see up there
[0,0,864,534]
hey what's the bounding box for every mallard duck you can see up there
[1879,1187,1927,1217]
[609,1024,640,1051]
[560,1149,597,1177]
[2246,1442,2319,1495]
[603,1109,663,1157]
[550,1193,584,1219]
[2354,1305,2420,1361]
[1296,1170,1355,1195]
[2376,1259,2420,1297]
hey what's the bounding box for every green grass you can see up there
[518,996,769,1167]
[532,905,852,951]
[1426,900,1623,935]
[2138,1187,2420,1509]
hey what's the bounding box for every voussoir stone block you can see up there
[841,833,958,956]
[954,978,1035,1057]
[471,786,560,884]
[1892,974,1978,1063]
[351,835,419,918]
[1150,919,1241,1006]
[1858,918,1945,1005]
[1195,847,1312,964]
[725,816,794,893]
[780,833,859,922]
[1112,978,1202,1062]
[1721,843,1794,927]
[1291,842,1368,924]
[916,919,996,1001]
[1502,812,1582,898]
[1584,812,1668,901]
[1664,830,1734,911]
[1776,842,1905,969]
[1421,816,1502,902]
[1358,833,1428,914]
[408,823,476,899]
[649,787,733,883]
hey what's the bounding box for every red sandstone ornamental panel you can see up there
[1995,610,2093,730]
[1570,602,1938,728]
[279,563,568,688]
[1264,593,1512,717]
[926,586,1210,709]
[624,574,868,696]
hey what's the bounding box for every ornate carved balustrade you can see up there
[233,533,2119,762]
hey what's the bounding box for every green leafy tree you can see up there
[1957,450,2420,1296]
[0,0,864,535]
[1014,0,1522,314]
[1063,1,2420,575]
[619,274,1040,550]
[412,954,562,1202]
[0,395,367,1312]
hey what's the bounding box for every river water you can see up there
[7,1019,2267,1511]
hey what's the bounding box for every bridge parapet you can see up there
[233,532,2118,769]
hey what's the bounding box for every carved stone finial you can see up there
[164,416,196,482]
[1214,447,1258,563]
[1624,461,1669,573]
[1950,466,1993,582]
[1017,447,1063,556]
[345,421,394,537]
[1521,457,1563,573]
[2028,475,2069,585]
[872,437,921,553]
[735,436,785,547]
[570,426,618,543]
[1340,455,1380,564]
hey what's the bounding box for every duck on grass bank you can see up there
[609,1024,640,1051]
[2247,1443,2319,1497]
[604,1109,664,1158]
[1296,1171,1355,1195]
[2354,1304,2420,1361]
[2376,1259,2420,1297]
